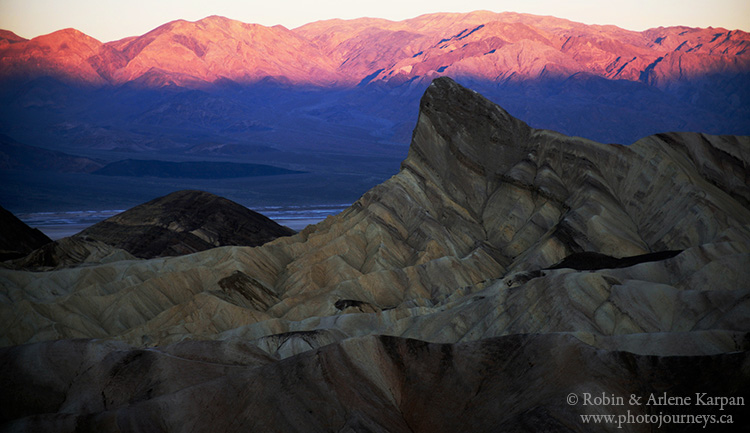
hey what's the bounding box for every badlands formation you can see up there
[77,190,296,259]
[1,78,749,431]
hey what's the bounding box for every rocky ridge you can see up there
[9,237,136,271]
[0,16,342,87]
[76,189,296,258]
[2,12,748,89]
[0,78,748,431]
[2,334,748,432]
[297,11,750,86]
[1,78,747,347]
[0,205,51,261]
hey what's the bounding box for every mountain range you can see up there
[2,12,749,89]
[1,11,748,215]
[2,9,749,429]
[1,77,748,432]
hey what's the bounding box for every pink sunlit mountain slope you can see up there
[1,11,749,215]
[296,11,750,87]
[0,28,112,85]
[1,16,342,87]
[1,12,748,89]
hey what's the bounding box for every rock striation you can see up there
[76,189,296,258]
[1,77,748,345]
[9,237,136,271]
[0,78,748,431]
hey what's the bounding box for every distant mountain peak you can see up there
[1,10,747,88]
[34,27,102,46]
[0,11,748,145]
[0,29,27,44]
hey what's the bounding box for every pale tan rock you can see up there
[2,79,749,352]
[1,77,749,432]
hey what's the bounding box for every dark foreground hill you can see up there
[0,205,51,260]
[77,190,295,258]
[0,79,748,432]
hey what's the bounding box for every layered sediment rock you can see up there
[10,237,135,270]
[2,334,748,433]
[2,78,748,347]
[1,78,748,431]
[76,189,296,258]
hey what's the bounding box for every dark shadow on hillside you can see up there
[547,250,684,271]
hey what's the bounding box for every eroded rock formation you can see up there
[2,334,748,432]
[1,78,748,431]
[76,189,296,258]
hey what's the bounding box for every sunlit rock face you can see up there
[1,78,748,431]
[2,13,748,157]
[5,13,749,89]
[0,17,342,87]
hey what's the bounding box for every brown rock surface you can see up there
[1,334,748,432]
[9,236,136,271]
[2,78,748,348]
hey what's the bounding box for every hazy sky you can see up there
[1,0,748,42]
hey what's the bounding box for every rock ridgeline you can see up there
[9,237,137,271]
[1,78,748,431]
[76,189,296,259]
[0,134,103,173]
[2,190,296,270]
[3,12,748,157]
[2,334,748,432]
[2,77,747,346]
[2,13,748,89]
[0,205,51,261]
